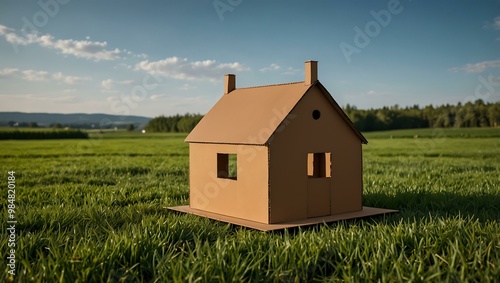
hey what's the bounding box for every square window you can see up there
[217,153,237,180]
[308,152,331,178]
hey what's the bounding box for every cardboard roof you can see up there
[185,81,367,145]
[315,82,368,144]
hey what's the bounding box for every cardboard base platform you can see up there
[167,206,398,231]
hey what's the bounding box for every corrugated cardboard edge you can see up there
[167,206,398,231]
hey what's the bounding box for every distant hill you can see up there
[0,112,151,128]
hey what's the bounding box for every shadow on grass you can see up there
[166,189,500,237]
[263,189,499,235]
[364,190,499,222]
[164,189,499,236]
[308,190,494,231]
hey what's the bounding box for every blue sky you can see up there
[0,0,499,117]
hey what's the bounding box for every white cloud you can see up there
[150,94,168,101]
[449,60,500,73]
[484,16,500,30]
[48,95,79,102]
[0,68,90,84]
[52,72,91,84]
[124,49,147,59]
[121,79,134,85]
[367,90,376,95]
[179,83,196,91]
[281,66,300,75]
[0,93,78,103]
[0,24,122,61]
[134,53,148,59]
[0,25,14,36]
[106,96,119,103]
[259,63,280,72]
[101,79,114,89]
[135,56,249,81]
[22,70,50,81]
[0,93,116,114]
[41,35,121,61]
[494,16,500,30]
[100,79,134,90]
[0,68,19,78]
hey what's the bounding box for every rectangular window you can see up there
[307,152,331,178]
[217,153,237,180]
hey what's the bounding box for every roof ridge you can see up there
[235,81,305,90]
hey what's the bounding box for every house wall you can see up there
[268,86,363,223]
[189,143,269,223]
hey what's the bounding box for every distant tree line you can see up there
[145,114,203,133]
[49,123,137,130]
[1,121,142,130]
[345,100,500,132]
[5,121,39,128]
[145,101,499,133]
[0,130,89,140]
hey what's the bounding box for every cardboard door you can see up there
[307,152,331,217]
[307,178,331,217]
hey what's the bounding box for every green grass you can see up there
[0,127,53,132]
[0,130,88,140]
[0,129,499,282]
[363,127,500,139]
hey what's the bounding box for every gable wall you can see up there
[268,85,363,223]
[189,143,269,223]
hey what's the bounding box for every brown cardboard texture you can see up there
[169,206,398,231]
[168,60,397,229]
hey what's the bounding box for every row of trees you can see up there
[4,121,135,130]
[345,100,500,132]
[146,100,499,133]
[145,114,203,133]
[5,121,39,128]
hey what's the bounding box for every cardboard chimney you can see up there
[168,61,397,231]
[224,74,235,94]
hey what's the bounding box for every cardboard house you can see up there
[168,61,396,231]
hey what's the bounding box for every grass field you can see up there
[0,128,499,282]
